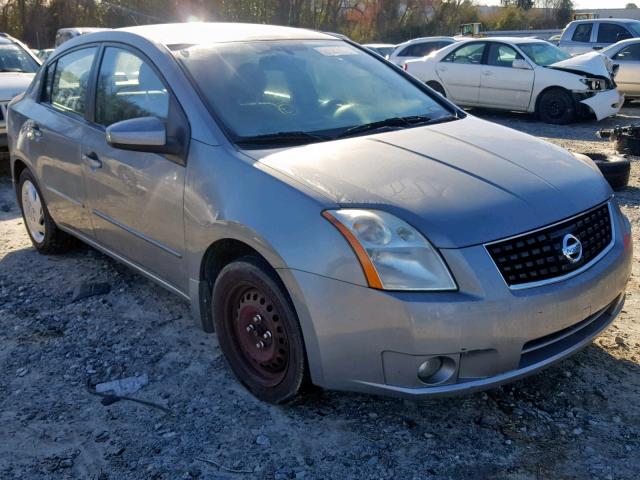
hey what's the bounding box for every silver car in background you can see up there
[8,23,632,403]
[602,38,640,99]
[0,33,40,158]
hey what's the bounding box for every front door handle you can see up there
[482,70,493,76]
[593,46,603,50]
[83,152,102,170]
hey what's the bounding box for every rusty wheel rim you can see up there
[230,286,289,386]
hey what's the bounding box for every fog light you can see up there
[417,356,456,385]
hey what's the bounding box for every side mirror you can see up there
[106,116,179,154]
[512,59,532,70]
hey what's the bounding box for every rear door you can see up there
[20,47,98,237]
[479,43,534,110]
[612,43,640,97]
[82,45,188,291]
[436,42,486,105]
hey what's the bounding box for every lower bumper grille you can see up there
[486,202,613,288]
[519,294,622,368]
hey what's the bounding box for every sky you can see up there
[481,1,635,7]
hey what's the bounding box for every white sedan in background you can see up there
[404,37,623,124]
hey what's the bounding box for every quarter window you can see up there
[597,23,632,43]
[95,47,169,127]
[614,44,640,61]
[486,44,523,68]
[572,23,593,43]
[48,47,97,116]
[442,43,486,64]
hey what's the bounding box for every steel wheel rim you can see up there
[21,180,45,243]
[229,285,289,387]
[546,98,565,119]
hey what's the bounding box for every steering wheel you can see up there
[324,100,369,124]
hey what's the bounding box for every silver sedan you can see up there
[8,23,632,403]
[603,38,640,99]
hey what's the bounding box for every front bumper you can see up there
[285,202,632,399]
[579,89,624,121]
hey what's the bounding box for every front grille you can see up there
[486,203,613,288]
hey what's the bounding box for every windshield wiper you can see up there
[236,131,330,147]
[0,68,28,73]
[336,114,452,139]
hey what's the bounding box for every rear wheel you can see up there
[17,169,75,253]
[537,88,575,124]
[427,81,446,97]
[212,256,307,403]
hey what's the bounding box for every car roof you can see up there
[475,37,550,44]
[363,43,395,48]
[118,22,335,45]
[395,36,455,47]
[570,18,640,24]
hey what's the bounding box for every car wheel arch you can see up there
[12,158,29,188]
[197,237,291,332]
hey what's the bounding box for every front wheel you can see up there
[17,169,75,254]
[212,256,308,403]
[537,89,575,124]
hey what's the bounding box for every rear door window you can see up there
[47,47,97,116]
[442,43,486,64]
[572,23,593,43]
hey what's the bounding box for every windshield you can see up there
[518,42,571,67]
[0,43,39,73]
[176,40,454,146]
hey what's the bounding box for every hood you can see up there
[247,116,611,248]
[549,51,614,78]
[0,72,35,101]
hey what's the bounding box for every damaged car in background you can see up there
[405,37,623,124]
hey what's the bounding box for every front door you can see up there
[479,43,534,110]
[82,46,187,291]
[22,47,98,237]
[436,42,486,105]
[612,43,640,97]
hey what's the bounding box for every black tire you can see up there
[17,169,75,254]
[537,88,575,124]
[212,256,308,403]
[591,154,631,191]
[427,81,446,97]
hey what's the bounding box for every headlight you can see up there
[579,77,607,91]
[322,209,456,291]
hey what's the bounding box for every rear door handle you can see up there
[593,46,603,50]
[482,70,493,76]
[83,152,102,170]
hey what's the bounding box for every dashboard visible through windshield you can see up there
[175,39,457,147]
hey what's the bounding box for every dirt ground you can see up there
[1,105,639,480]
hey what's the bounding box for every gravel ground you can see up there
[1,105,639,480]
